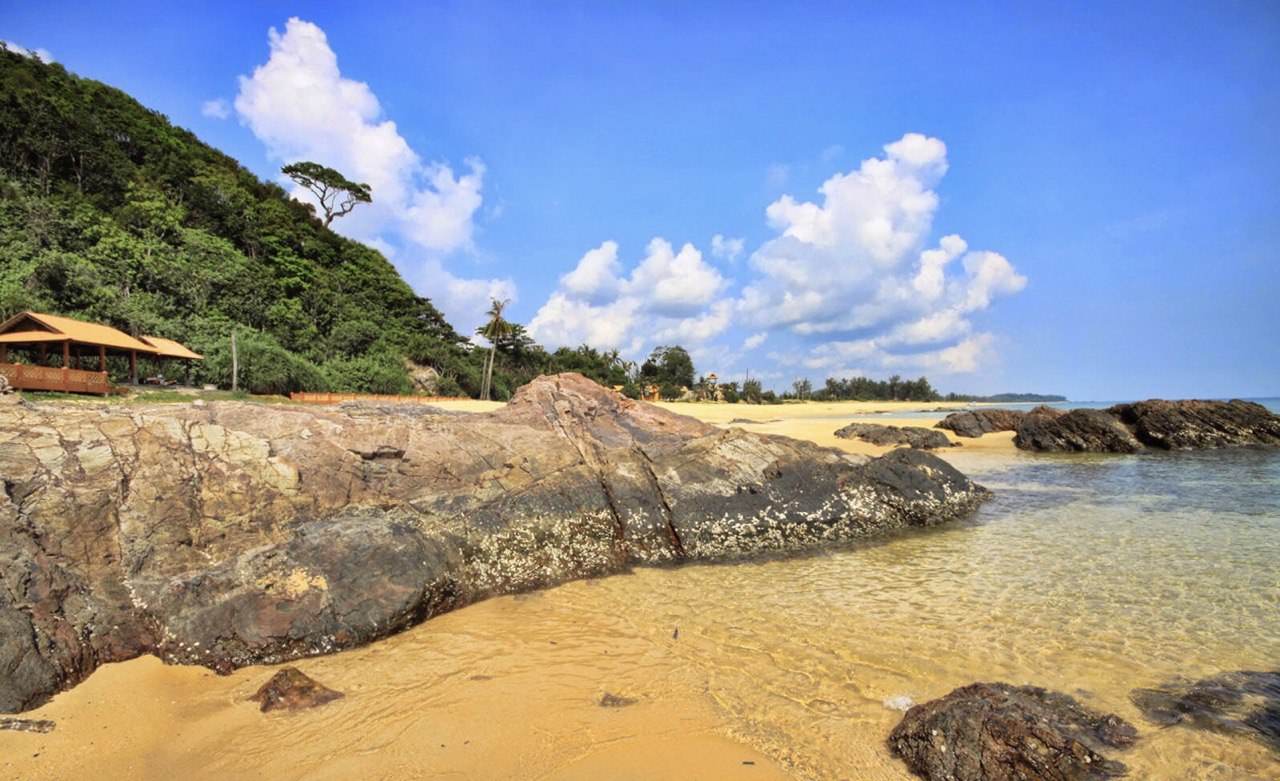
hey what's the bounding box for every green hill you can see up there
[0,48,628,398]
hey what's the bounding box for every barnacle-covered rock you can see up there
[0,373,987,712]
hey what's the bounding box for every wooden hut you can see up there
[0,311,200,394]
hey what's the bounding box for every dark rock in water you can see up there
[0,717,55,733]
[1014,409,1144,453]
[0,373,988,713]
[834,423,957,450]
[888,682,1136,781]
[250,667,344,712]
[1108,400,1280,450]
[934,409,1028,438]
[1131,670,1280,753]
[599,692,637,707]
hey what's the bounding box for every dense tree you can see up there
[640,345,695,395]
[280,161,372,227]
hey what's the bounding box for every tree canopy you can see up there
[280,161,372,226]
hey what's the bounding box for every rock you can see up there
[599,692,637,707]
[888,682,1137,781]
[0,717,55,733]
[0,374,11,394]
[1131,670,1279,753]
[834,423,957,449]
[403,360,442,396]
[1108,399,1280,450]
[250,667,343,712]
[934,409,1028,438]
[1014,409,1144,453]
[0,373,988,713]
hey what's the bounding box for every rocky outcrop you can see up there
[1131,670,1279,753]
[1108,400,1280,450]
[888,682,1137,780]
[834,423,957,450]
[1014,409,1144,453]
[0,717,55,733]
[403,359,442,396]
[0,373,988,713]
[934,409,1031,438]
[250,667,343,712]
[1012,400,1280,453]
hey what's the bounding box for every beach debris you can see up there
[888,682,1136,780]
[1131,669,1279,754]
[0,717,54,733]
[834,423,956,450]
[599,692,638,708]
[250,667,344,712]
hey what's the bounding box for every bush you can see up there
[322,351,413,394]
[195,329,326,395]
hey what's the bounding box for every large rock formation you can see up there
[1013,409,1143,453]
[834,423,957,450]
[1108,400,1280,450]
[934,409,1032,438]
[0,374,988,712]
[1014,400,1280,453]
[888,682,1137,780]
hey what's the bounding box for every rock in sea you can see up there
[250,667,343,712]
[0,373,988,713]
[1131,669,1279,754]
[834,422,957,450]
[887,682,1137,781]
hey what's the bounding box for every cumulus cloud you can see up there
[734,132,1025,373]
[529,239,730,354]
[234,18,504,326]
[2,41,53,62]
[710,234,745,262]
[743,332,767,350]
[201,98,231,119]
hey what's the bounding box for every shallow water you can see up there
[5,446,1279,780]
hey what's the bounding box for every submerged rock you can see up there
[1108,399,1280,450]
[599,692,637,708]
[0,717,55,733]
[0,373,988,713]
[1131,670,1279,753]
[250,667,343,712]
[888,682,1137,781]
[834,423,957,450]
[934,409,1029,438]
[1014,409,1144,453]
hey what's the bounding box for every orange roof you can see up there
[140,335,203,360]
[0,331,68,344]
[0,311,157,353]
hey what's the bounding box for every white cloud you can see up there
[743,332,767,350]
[2,41,53,62]
[201,99,231,120]
[710,234,745,262]
[733,132,1025,374]
[528,239,731,354]
[234,18,504,327]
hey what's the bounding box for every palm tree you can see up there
[478,298,513,401]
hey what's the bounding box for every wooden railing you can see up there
[0,363,110,395]
[289,392,469,405]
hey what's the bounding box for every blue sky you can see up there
[4,1,1278,399]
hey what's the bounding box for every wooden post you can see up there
[98,345,106,372]
[230,331,238,392]
[129,350,138,385]
[39,344,47,365]
[0,345,7,363]
[62,340,71,391]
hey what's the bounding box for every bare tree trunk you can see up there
[481,346,495,401]
[230,331,239,393]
